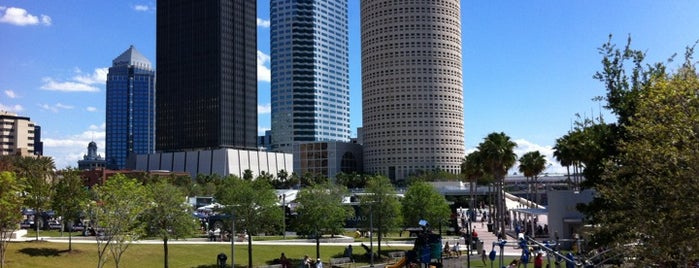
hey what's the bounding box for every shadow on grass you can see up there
[19,247,70,257]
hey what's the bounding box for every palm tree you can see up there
[518,151,547,206]
[462,151,484,205]
[518,151,547,237]
[477,132,517,239]
[461,151,484,264]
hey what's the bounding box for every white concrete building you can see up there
[130,148,293,179]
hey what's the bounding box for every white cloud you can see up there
[258,103,271,114]
[257,18,270,28]
[40,67,107,92]
[40,78,100,92]
[38,102,75,113]
[88,123,105,131]
[0,6,51,26]
[257,50,271,82]
[73,68,108,85]
[86,106,98,112]
[4,90,17,98]
[0,103,24,112]
[512,138,566,175]
[43,127,106,169]
[40,14,51,26]
[133,5,149,12]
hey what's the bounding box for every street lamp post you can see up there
[230,208,235,268]
[369,203,374,267]
[281,194,286,239]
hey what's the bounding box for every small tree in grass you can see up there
[0,171,25,268]
[90,174,150,268]
[142,181,198,268]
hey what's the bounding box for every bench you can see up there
[330,257,352,268]
[258,265,282,268]
[387,251,405,264]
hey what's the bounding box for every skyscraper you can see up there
[361,0,465,181]
[105,45,155,169]
[270,0,351,153]
[156,0,257,152]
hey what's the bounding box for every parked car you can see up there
[48,220,62,230]
[20,219,33,229]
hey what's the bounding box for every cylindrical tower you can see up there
[361,0,465,182]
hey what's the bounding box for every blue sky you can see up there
[1,1,698,172]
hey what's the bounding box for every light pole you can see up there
[281,194,286,239]
[369,203,374,267]
[230,208,235,268]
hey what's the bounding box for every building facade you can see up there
[156,0,258,152]
[270,0,351,153]
[360,0,465,181]
[78,141,106,170]
[0,111,41,156]
[130,148,293,180]
[293,141,363,181]
[105,45,156,170]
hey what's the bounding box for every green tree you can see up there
[401,181,450,231]
[90,174,150,268]
[477,132,517,236]
[243,169,254,181]
[0,171,25,268]
[461,151,484,215]
[52,168,89,252]
[15,156,55,239]
[517,151,547,205]
[361,175,401,256]
[335,172,367,189]
[294,183,353,259]
[215,175,282,268]
[592,47,699,266]
[142,181,197,268]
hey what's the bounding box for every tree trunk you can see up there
[68,224,72,252]
[247,232,253,268]
[163,238,169,268]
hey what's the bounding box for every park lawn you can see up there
[3,241,415,268]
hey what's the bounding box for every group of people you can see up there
[442,241,461,258]
[278,253,323,268]
[506,252,543,268]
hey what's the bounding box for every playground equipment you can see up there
[402,220,444,268]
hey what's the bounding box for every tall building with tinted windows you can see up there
[156,0,257,152]
[105,45,155,170]
[270,0,351,153]
[361,0,465,181]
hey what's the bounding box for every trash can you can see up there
[217,253,227,268]
[477,241,484,253]
[486,223,493,232]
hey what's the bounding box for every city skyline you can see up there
[1,1,698,171]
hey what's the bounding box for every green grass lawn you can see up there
[3,240,534,268]
[4,240,413,268]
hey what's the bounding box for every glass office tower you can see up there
[270,0,351,153]
[105,45,155,169]
[361,0,465,181]
[156,0,258,152]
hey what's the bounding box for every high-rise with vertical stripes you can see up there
[156,0,258,152]
[361,0,465,181]
[270,0,351,153]
[105,45,155,170]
